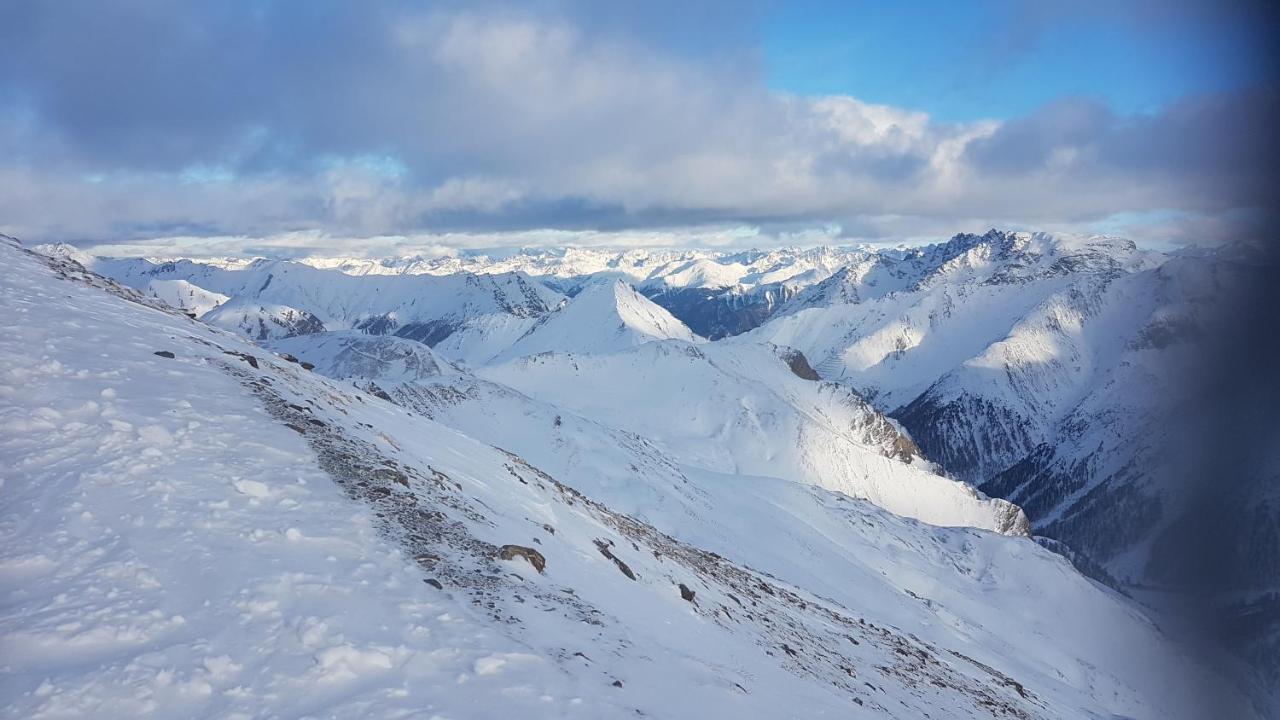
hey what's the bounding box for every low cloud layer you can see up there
[0,1,1275,251]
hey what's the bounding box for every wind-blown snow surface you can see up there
[1,239,1242,718]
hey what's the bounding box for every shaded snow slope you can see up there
[0,238,1244,719]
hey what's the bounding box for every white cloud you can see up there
[0,4,1272,248]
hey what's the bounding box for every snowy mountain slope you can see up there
[743,232,1221,581]
[639,282,798,340]
[493,280,700,362]
[754,231,1157,409]
[142,279,229,318]
[267,332,712,530]
[976,256,1254,582]
[478,339,1028,535]
[1,237,1243,719]
[269,330,463,384]
[270,330,943,542]
[199,296,328,341]
[74,255,564,364]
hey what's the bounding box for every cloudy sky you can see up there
[1,0,1276,256]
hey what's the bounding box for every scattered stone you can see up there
[153,350,175,358]
[374,465,409,487]
[223,350,260,369]
[423,578,443,589]
[300,361,315,371]
[365,382,394,402]
[611,680,623,688]
[498,544,546,573]
[594,539,636,580]
[279,352,301,364]
[678,583,696,602]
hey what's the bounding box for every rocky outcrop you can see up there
[498,544,546,573]
[779,348,821,381]
[594,539,636,580]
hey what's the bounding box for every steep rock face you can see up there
[642,282,796,339]
[896,391,1040,483]
[777,348,821,381]
[3,235,1237,719]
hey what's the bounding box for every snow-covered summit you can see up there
[495,279,700,361]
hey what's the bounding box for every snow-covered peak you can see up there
[493,279,700,361]
[143,279,230,318]
[30,241,96,266]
